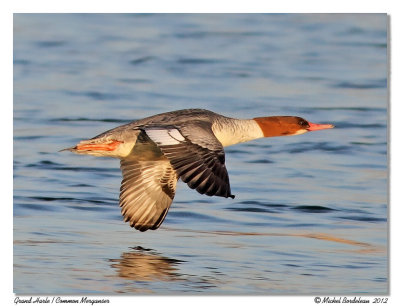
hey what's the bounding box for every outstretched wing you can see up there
[143,122,234,199]
[119,157,178,231]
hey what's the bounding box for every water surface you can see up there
[13,13,388,294]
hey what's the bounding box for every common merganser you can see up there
[63,109,334,231]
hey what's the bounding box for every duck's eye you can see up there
[298,120,308,127]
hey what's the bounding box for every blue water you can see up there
[13,13,388,294]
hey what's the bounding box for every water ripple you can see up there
[334,122,386,129]
[338,216,386,223]
[63,90,126,101]
[283,142,353,154]
[176,57,222,65]
[291,205,336,213]
[227,207,277,213]
[51,117,131,123]
[129,56,156,65]
[247,159,274,164]
[15,203,60,212]
[332,79,386,89]
[174,30,264,39]
[25,160,119,173]
[35,40,66,48]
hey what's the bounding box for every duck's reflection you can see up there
[109,246,185,281]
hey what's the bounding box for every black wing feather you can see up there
[143,124,235,199]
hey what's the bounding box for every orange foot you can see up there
[76,140,123,151]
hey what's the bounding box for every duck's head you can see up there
[254,116,334,137]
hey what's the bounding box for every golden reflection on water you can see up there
[109,228,384,287]
[109,246,183,281]
[163,228,385,254]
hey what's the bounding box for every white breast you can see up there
[212,118,264,147]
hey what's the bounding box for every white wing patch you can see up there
[145,128,186,146]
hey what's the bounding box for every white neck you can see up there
[211,118,264,147]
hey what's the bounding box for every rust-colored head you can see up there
[254,116,334,137]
